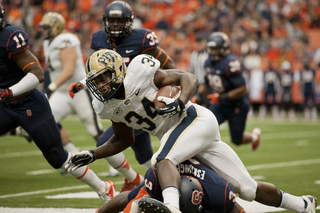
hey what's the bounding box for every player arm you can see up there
[92,121,135,159]
[154,69,198,105]
[97,191,130,213]
[144,46,176,69]
[48,47,77,92]
[9,49,44,96]
[220,74,247,101]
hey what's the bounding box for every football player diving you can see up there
[66,49,317,213]
[68,0,176,192]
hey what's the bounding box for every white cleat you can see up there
[251,127,261,151]
[98,181,116,204]
[301,195,317,213]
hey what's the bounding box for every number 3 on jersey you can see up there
[13,33,26,48]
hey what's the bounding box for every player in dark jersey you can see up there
[279,61,295,122]
[94,158,245,213]
[258,61,280,121]
[0,3,117,203]
[195,32,261,151]
[300,60,317,122]
[69,0,175,192]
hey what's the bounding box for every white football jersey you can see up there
[93,54,191,139]
[43,33,86,93]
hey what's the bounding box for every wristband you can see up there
[177,98,185,111]
[48,82,57,92]
[218,93,229,102]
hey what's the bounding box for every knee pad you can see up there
[239,187,257,201]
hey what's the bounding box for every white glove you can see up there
[155,97,184,118]
[65,150,96,172]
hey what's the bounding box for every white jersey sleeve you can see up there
[43,33,86,93]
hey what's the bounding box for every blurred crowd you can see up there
[2,0,320,114]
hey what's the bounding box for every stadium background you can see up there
[2,0,320,109]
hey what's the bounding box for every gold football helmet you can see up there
[39,12,65,39]
[85,49,126,103]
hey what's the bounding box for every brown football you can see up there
[154,85,181,108]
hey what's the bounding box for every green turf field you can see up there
[0,113,319,212]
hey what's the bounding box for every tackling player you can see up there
[69,0,175,192]
[194,32,261,151]
[0,4,115,203]
[66,49,317,213]
[95,158,245,213]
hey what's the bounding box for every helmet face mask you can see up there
[207,32,230,63]
[39,12,65,39]
[86,50,126,103]
[0,3,6,31]
[103,1,134,38]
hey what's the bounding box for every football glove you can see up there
[65,150,96,172]
[0,88,13,103]
[207,93,220,105]
[155,96,185,118]
[69,82,84,99]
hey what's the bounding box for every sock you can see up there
[279,190,305,212]
[61,152,105,193]
[142,159,151,168]
[63,142,79,154]
[162,187,180,210]
[106,153,137,181]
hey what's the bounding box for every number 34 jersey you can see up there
[92,54,191,140]
[0,24,29,88]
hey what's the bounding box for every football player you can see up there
[66,49,317,213]
[0,4,115,203]
[279,60,295,122]
[195,32,261,151]
[69,0,175,192]
[258,61,280,121]
[300,60,317,122]
[95,158,245,213]
[38,12,106,174]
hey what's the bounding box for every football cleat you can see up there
[120,172,144,192]
[10,127,32,142]
[98,181,116,203]
[251,127,261,151]
[302,195,317,213]
[139,198,181,213]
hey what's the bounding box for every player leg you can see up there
[20,89,115,203]
[151,105,221,211]
[130,129,153,168]
[97,127,144,191]
[49,91,79,154]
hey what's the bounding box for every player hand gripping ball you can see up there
[69,82,84,99]
[0,88,13,103]
[65,150,96,172]
[155,97,185,118]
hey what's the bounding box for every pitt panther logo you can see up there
[98,52,119,66]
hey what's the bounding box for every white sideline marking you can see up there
[0,181,124,199]
[246,159,320,170]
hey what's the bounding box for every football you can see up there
[154,85,181,108]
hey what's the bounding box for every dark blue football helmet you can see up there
[103,1,134,38]
[207,32,230,62]
[180,175,204,213]
[0,4,6,31]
